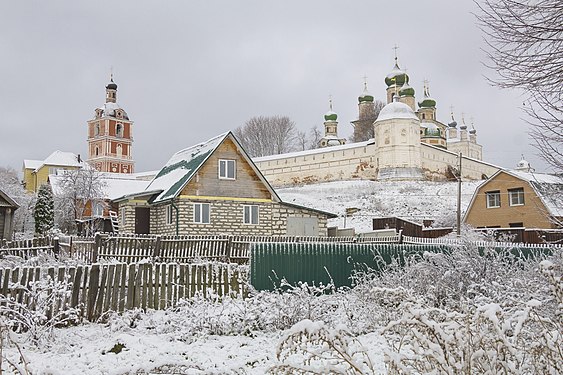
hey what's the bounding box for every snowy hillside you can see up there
[277,180,483,232]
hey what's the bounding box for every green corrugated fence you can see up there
[249,242,554,291]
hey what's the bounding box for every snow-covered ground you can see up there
[4,303,388,374]
[278,180,482,232]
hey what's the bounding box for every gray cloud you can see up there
[0,0,547,174]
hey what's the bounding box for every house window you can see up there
[166,205,174,225]
[93,202,104,217]
[486,190,501,208]
[193,203,210,224]
[243,205,259,225]
[508,188,525,206]
[218,159,236,180]
[509,222,524,228]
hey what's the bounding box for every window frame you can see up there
[166,205,174,225]
[92,201,104,217]
[218,159,236,180]
[486,190,501,208]
[243,205,259,225]
[193,203,211,224]
[508,188,525,206]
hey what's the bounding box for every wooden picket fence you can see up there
[0,237,57,259]
[56,233,403,264]
[0,262,246,322]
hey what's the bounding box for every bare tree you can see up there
[52,166,106,235]
[0,166,35,236]
[308,126,323,150]
[350,100,385,142]
[234,116,298,157]
[475,0,563,172]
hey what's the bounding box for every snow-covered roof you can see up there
[49,173,150,201]
[0,188,19,208]
[34,151,83,172]
[23,159,42,170]
[97,102,129,119]
[376,102,419,122]
[254,139,373,163]
[145,133,230,203]
[508,170,563,217]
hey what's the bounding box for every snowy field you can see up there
[278,180,482,232]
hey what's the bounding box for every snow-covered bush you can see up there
[0,275,81,345]
[269,319,376,374]
[0,317,31,374]
[379,247,562,374]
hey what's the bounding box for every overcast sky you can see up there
[0,1,548,175]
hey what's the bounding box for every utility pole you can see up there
[457,152,462,236]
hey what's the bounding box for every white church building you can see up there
[254,57,500,186]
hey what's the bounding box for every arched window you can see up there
[116,124,123,137]
[117,144,122,157]
[94,124,100,136]
[95,146,99,156]
[422,113,426,119]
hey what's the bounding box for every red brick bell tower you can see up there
[87,76,135,173]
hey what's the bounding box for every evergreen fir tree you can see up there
[34,184,54,235]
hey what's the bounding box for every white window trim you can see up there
[508,188,525,206]
[193,203,211,224]
[243,205,259,225]
[218,159,236,180]
[166,205,174,225]
[486,191,501,208]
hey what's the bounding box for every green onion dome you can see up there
[399,79,415,97]
[324,111,338,121]
[358,91,374,103]
[418,86,436,108]
[385,62,408,87]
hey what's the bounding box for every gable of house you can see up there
[464,170,559,229]
[180,137,274,201]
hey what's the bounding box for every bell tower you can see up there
[87,75,135,174]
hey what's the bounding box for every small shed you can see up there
[0,188,19,241]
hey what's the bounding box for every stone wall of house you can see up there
[150,198,329,236]
[271,204,329,236]
[118,201,138,233]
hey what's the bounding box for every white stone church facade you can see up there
[254,58,500,186]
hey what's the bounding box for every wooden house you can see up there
[23,151,83,192]
[0,188,19,241]
[464,169,563,229]
[114,132,337,236]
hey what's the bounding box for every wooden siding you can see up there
[181,138,272,200]
[465,171,555,229]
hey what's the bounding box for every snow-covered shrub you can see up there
[269,319,376,374]
[381,248,562,374]
[0,317,31,374]
[0,275,81,345]
[34,184,54,235]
